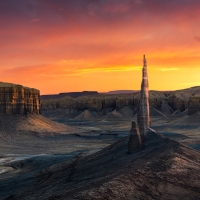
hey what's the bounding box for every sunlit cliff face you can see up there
[0,0,200,94]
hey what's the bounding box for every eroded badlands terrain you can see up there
[0,85,200,199]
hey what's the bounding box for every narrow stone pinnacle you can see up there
[137,55,151,141]
[128,121,142,153]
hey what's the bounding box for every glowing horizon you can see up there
[0,0,200,94]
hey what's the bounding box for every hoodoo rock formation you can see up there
[128,55,151,152]
[128,121,142,153]
[137,55,150,140]
[0,82,40,115]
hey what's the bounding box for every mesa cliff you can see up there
[41,86,200,118]
[0,82,40,115]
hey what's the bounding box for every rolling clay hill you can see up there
[1,132,200,199]
[41,86,200,120]
[0,113,75,138]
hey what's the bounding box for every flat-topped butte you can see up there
[0,81,40,115]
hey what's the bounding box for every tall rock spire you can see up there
[137,54,150,141]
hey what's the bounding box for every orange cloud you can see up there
[0,0,200,93]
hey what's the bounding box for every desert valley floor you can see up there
[0,108,200,199]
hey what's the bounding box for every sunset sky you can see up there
[0,0,200,94]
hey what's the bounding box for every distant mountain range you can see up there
[41,91,98,99]
[105,90,138,94]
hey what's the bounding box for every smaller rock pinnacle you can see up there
[128,121,142,153]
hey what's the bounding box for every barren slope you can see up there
[1,133,200,200]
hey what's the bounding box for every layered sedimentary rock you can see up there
[137,55,150,140]
[167,86,200,112]
[41,89,166,113]
[188,94,200,115]
[41,86,200,116]
[128,121,142,153]
[41,95,133,111]
[167,93,187,111]
[0,82,40,115]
